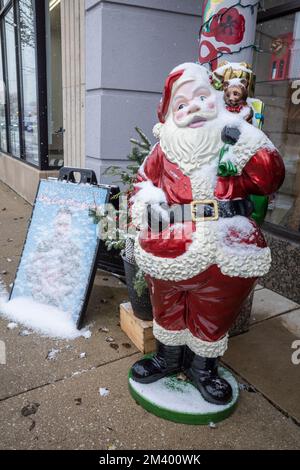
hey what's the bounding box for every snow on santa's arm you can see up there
[242,147,285,196]
[130,144,167,229]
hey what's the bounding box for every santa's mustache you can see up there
[176,110,217,128]
[159,115,223,173]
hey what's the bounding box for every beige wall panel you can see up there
[61,0,86,169]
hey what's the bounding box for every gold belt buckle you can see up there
[191,200,219,222]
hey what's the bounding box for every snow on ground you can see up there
[0,278,8,302]
[0,293,91,340]
[99,387,110,397]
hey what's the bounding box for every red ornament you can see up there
[203,7,246,45]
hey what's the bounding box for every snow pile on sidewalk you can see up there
[0,284,90,340]
[0,278,8,303]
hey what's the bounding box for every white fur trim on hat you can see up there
[153,123,163,139]
[170,63,212,95]
[163,63,213,121]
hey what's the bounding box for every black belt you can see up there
[189,198,253,222]
[148,199,253,231]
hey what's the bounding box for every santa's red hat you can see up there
[157,63,212,123]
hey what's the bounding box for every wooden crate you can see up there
[120,302,155,354]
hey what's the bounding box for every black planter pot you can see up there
[122,256,153,321]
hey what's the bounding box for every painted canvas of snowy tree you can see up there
[10,180,109,327]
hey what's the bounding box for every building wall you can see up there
[85,0,203,183]
[61,0,86,169]
[0,154,58,204]
[262,232,300,304]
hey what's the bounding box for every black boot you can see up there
[131,341,184,384]
[183,344,195,372]
[186,354,232,405]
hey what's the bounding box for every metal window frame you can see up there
[0,1,10,153]
[14,0,25,161]
[258,1,300,23]
[0,0,62,171]
[1,0,18,158]
[257,1,300,241]
[34,0,49,170]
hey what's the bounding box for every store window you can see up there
[4,5,20,157]
[0,0,63,169]
[263,0,293,9]
[19,0,39,165]
[254,7,300,233]
[0,36,7,152]
[46,0,64,167]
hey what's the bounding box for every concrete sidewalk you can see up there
[0,181,299,450]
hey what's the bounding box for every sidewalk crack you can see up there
[0,351,139,404]
[221,360,300,428]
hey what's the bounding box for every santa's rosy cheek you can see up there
[207,102,215,110]
[174,110,186,121]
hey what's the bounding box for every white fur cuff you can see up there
[153,321,228,358]
[131,180,167,229]
[132,180,167,205]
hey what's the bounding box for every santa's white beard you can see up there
[159,117,223,173]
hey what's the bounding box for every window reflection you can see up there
[0,0,63,168]
[46,0,64,167]
[4,7,20,158]
[0,37,7,152]
[254,12,300,232]
[19,0,39,165]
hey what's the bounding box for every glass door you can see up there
[46,0,64,167]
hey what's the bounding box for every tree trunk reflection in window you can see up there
[4,6,20,158]
[19,0,39,165]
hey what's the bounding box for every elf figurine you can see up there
[130,63,285,405]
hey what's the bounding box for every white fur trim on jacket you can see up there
[153,321,228,358]
[131,180,167,229]
[159,119,275,178]
[223,121,276,175]
[135,217,272,280]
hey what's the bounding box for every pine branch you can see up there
[135,127,151,149]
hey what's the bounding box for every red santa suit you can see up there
[130,65,285,358]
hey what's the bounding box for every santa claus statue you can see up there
[129,63,285,405]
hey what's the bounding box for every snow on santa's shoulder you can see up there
[0,295,91,340]
[226,78,246,87]
[217,102,274,148]
[214,62,252,76]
